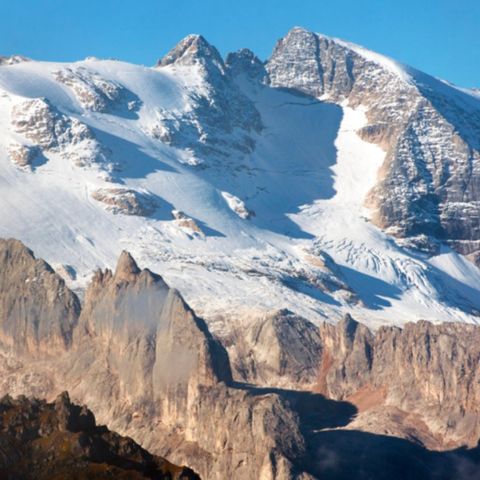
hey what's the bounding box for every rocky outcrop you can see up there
[91,187,158,216]
[0,391,200,479]
[0,55,29,66]
[227,309,322,389]
[0,238,80,354]
[172,210,204,234]
[221,190,254,219]
[7,142,39,169]
[266,27,480,265]
[12,97,93,150]
[54,66,140,113]
[11,97,112,171]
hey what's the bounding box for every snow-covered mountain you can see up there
[1,28,479,331]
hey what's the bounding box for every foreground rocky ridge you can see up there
[2,238,480,478]
[0,391,200,479]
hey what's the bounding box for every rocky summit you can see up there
[1,25,480,479]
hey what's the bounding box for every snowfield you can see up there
[0,40,479,333]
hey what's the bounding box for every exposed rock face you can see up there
[12,97,93,150]
[227,309,322,389]
[72,250,230,427]
[226,309,480,452]
[91,187,158,216]
[54,66,141,113]
[0,238,80,354]
[66,252,312,479]
[11,97,112,171]
[2,239,480,478]
[159,34,226,74]
[10,96,116,177]
[267,27,480,265]
[318,315,480,449]
[154,34,262,163]
[7,142,39,168]
[226,48,268,81]
[0,392,200,479]
[0,240,311,479]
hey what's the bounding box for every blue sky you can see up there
[2,0,479,87]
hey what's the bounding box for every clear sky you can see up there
[2,0,479,88]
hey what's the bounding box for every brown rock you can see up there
[0,238,80,354]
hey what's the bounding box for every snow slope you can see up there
[0,42,479,332]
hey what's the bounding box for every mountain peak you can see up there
[226,48,267,80]
[271,26,410,84]
[287,25,314,36]
[114,250,140,282]
[158,34,225,74]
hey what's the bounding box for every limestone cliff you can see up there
[0,238,80,354]
[0,240,310,479]
[2,238,480,478]
[267,27,480,264]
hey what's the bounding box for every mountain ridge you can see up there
[2,237,480,478]
[0,27,479,332]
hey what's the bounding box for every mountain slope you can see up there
[0,29,479,330]
[268,27,480,263]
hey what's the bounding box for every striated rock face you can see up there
[226,309,480,452]
[0,391,200,479]
[0,238,80,354]
[248,316,480,449]
[267,27,480,265]
[72,250,231,426]
[318,315,480,449]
